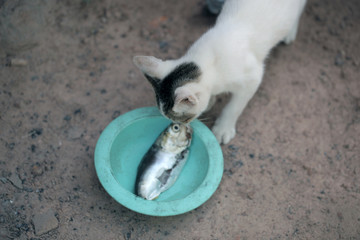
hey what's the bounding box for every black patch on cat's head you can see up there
[145,62,201,117]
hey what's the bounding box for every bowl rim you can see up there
[94,106,223,216]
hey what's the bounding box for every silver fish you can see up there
[135,123,193,200]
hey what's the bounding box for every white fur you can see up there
[173,83,211,118]
[134,0,306,144]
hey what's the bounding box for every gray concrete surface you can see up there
[0,0,359,239]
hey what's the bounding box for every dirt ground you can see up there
[0,0,359,239]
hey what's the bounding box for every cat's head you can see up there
[133,56,209,123]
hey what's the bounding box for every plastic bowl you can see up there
[94,107,223,216]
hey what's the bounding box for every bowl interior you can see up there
[109,116,209,201]
[95,107,223,216]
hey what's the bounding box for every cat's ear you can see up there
[173,88,199,111]
[133,56,163,79]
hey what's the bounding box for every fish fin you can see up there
[179,149,189,159]
[157,169,172,185]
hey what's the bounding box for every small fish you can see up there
[135,123,193,200]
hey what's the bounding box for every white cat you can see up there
[133,0,307,144]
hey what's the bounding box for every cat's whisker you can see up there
[197,117,215,124]
[198,115,214,121]
[197,118,212,123]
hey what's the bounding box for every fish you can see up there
[135,123,193,200]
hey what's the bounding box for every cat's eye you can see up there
[172,124,180,132]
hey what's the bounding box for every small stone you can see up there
[31,76,39,81]
[29,128,43,139]
[159,41,169,51]
[247,191,255,200]
[8,173,23,189]
[228,145,239,151]
[314,15,322,22]
[67,126,84,140]
[0,177,7,184]
[334,54,344,66]
[7,142,15,150]
[63,115,71,121]
[112,110,121,120]
[23,187,33,192]
[30,144,36,152]
[10,58,28,67]
[31,163,43,176]
[74,109,82,115]
[16,222,29,232]
[32,209,59,236]
[233,160,244,168]
[337,212,344,221]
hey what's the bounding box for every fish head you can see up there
[162,123,193,151]
[169,123,193,145]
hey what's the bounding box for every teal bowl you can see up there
[94,107,223,216]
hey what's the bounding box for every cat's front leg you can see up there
[212,80,262,144]
[283,0,307,44]
[212,93,247,144]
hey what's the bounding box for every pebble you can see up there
[8,173,23,189]
[233,160,244,168]
[31,76,39,81]
[159,41,169,51]
[112,110,121,120]
[63,115,71,121]
[334,54,345,66]
[31,163,43,176]
[29,128,43,139]
[67,126,84,139]
[0,177,7,184]
[228,145,239,151]
[32,209,59,235]
[8,142,15,150]
[10,58,28,67]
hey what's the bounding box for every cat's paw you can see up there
[212,124,236,145]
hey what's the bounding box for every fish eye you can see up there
[172,124,180,132]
